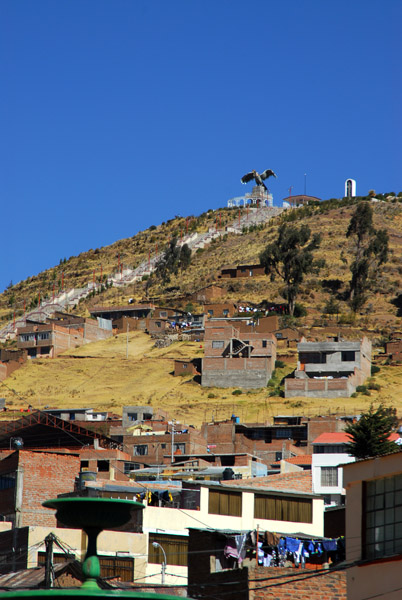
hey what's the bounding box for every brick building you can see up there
[0,348,27,381]
[191,284,224,304]
[219,264,266,279]
[16,313,112,359]
[202,320,276,389]
[204,303,237,318]
[0,450,80,528]
[123,427,208,465]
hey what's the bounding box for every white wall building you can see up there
[312,432,355,505]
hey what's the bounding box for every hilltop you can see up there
[1,194,402,422]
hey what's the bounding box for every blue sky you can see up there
[1,0,401,292]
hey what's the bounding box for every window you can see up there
[276,332,283,339]
[134,445,148,456]
[254,494,312,523]
[38,332,50,340]
[159,311,168,318]
[208,490,242,516]
[149,534,188,566]
[0,473,16,490]
[212,341,224,349]
[182,363,188,369]
[364,474,402,559]
[321,467,338,487]
[314,444,348,454]
[222,309,229,317]
[80,460,89,469]
[275,428,292,439]
[38,552,75,566]
[208,310,214,316]
[275,452,282,462]
[262,340,267,348]
[99,556,134,582]
[299,352,324,364]
[341,351,355,362]
[127,413,137,421]
[124,462,139,474]
[174,443,185,453]
[97,460,109,472]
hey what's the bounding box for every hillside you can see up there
[1,195,402,423]
[1,329,401,425]
[2,197,402,330]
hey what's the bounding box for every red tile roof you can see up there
[313,432,400,444]
[221,471,313,494]
[312,432,351,444]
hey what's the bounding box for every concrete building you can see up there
[344,451,402,600]
[202,320,276,389]
[285,336,372,398]
[311,432,355,505]
[42,407,108,422]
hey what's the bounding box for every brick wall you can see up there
[249,566,346,600]
[18,451,80,527]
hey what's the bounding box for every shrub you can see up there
[351,392,358,398]
[368,382,381,391]
[293,303,307,317]
[371,365,380,375]
[275,360,286,369]
[207,392,217,399]
[232,389,243,396]
[356,385,368,393]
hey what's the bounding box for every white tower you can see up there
[345,179,356,198]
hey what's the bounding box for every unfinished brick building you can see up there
[285,336,372,398]
[202,320,276,389]
[0,349,27,381]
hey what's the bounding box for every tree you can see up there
[178,243,191,271]
[345,404,399,459]
[259,223,324,316]
[346,202,389,312]
[154,238,192,284]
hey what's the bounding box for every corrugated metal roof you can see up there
[0,561,82,590]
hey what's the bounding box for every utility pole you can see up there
[126,318,129,359]
[171,420,175,464]
[44,533,56,588]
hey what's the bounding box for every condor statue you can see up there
[241,168,277,191]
